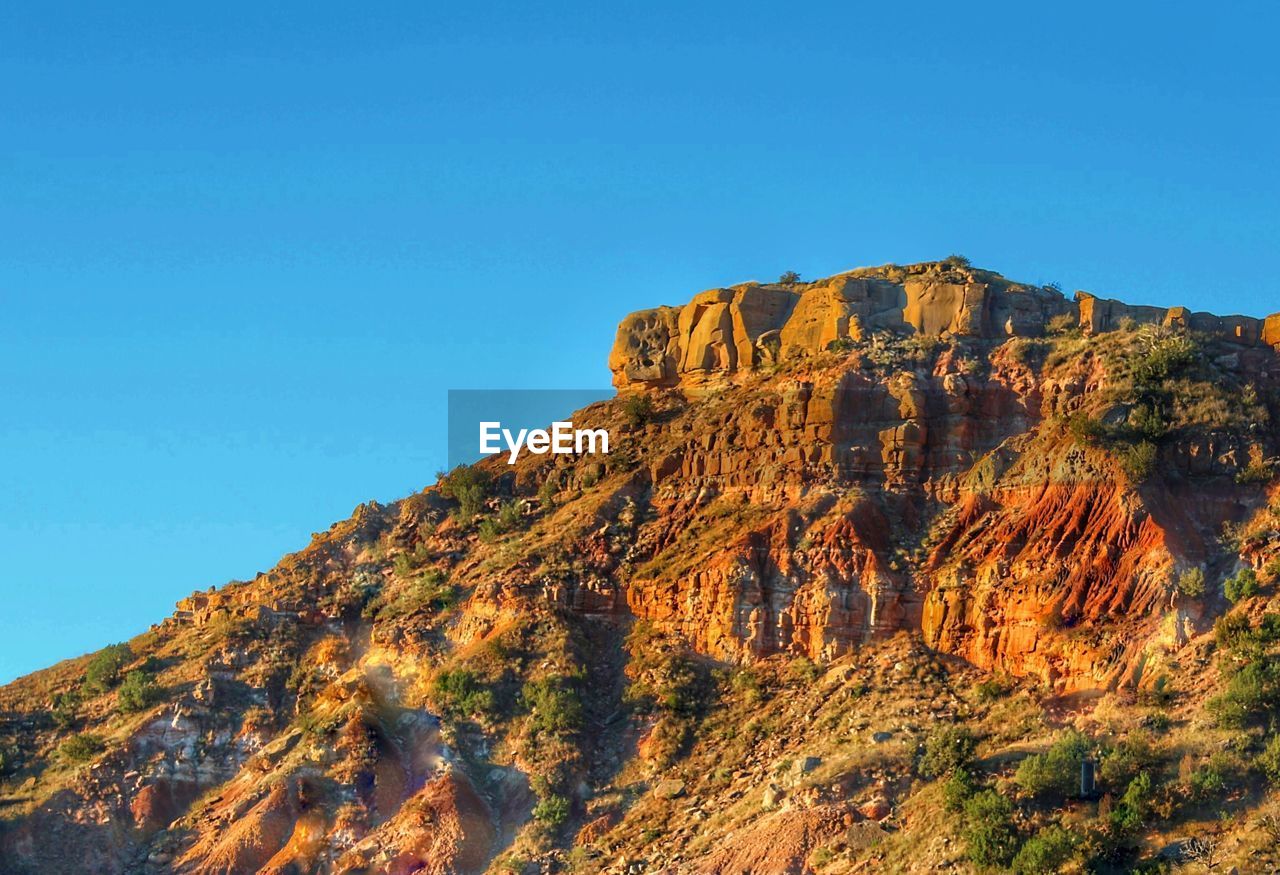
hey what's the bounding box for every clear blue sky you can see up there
[2,2,1278,682]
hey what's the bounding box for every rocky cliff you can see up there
[3,259,1280,874]
[609,260,1280,391]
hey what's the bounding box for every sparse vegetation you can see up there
[974,674,1013,702]
[1010,825,1077,874]
[919,725,977,778]
[1117,440,1157,482]
[116,669,162,713]
[622,392,655,427]
[1225,567,1260,603]
[1178,566,1207,598]
[84,643,133,693]
[432,668,497,719]
[1014,729,1091,798]
[59,733,105,763]
[961,789,1018,869]
[1257,733,1280,783]
[438,465,491,522]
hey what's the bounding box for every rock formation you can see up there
[610,261,1280,391]
[4,259,1280,873]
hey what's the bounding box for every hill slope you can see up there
[5,260,1280,873]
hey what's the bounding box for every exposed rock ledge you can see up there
[610,260,1280,389]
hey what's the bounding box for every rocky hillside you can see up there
[4,259,1280,874]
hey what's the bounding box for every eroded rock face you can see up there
[610,261,1280,390]
[602,269,1280,691]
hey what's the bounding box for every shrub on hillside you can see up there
[51,690,80,729]
[59,733,105,763]
[117,670,162,713]
[622,393,655,427]
[1066,413,1106,444]
[1208,658,1280,728]
[1235,445,1273,484]
[521,676,584,737]
[919,725,978,779]
[1118,440,1157,482]
[437,466,490,522]
[1100,731,1159,788]
[961,790,1019,869]
[531,792,570,826]
[1133,333,1199,384]
[1188,751,1241,801]
[1225,568,1260,603]
[0,744,17,776]
[1212,612,1280,653]
[778,270,801,284]
[1128,402,1169,442]
[1257,734,1280,783]
[1010,825,1077,875]
[1015,729,1091,797]
[786,657,820,685]
[84,643,134,693]
[974,675,1013,702]
[432,669,496,719]
[1178,567,1206,598]
[942,768,978,813]
[1046,312,1075,334]
[1109,771,1153,834]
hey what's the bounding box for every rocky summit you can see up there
[5,259,1280,874]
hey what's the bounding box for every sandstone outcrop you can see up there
[611,261,1280,390]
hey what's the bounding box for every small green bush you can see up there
[432,669,496,719]
[1127,402,1169,442]
[920,725,978,779]
[117,670,162,713]
[1015,729,1091,798]
[1225,568,1260,604]
[1010,825,1077,875]
[1100,731,1158,788]
[521,676,584,736]
[1066,413,1106,445]
[1214,609,1250,642]
[622,393,655,428]
[787,657,820,685]
[1208,656,1280,728]
[778,270,801,284]
[942,768,977,813]
[1257,734,1280,783]
[51,690,81,729]
[730,668,764,704]
[537,476,559,509]
[532,792,570,826]
[974,675,1013,702]
[961,790,1019,869]
[1117,440,1157,482]
[84,643,133,693]
[1110,771,1153,834]
[1133,334,1199,384]
[59,733,105,763]
[1188,752,1239,800]
[1236,458,1273,484]
[1177,567,1206,598]
[438,466,490,522]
